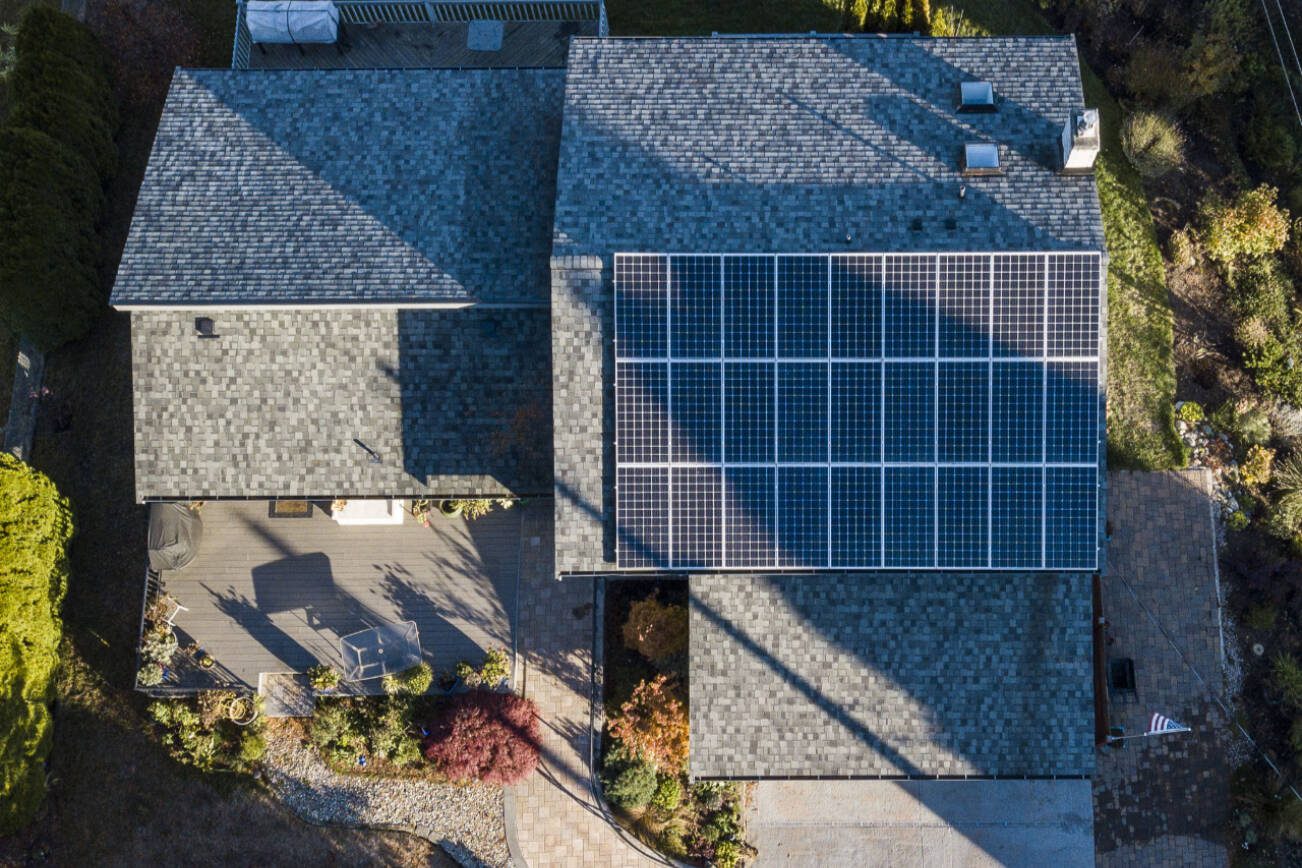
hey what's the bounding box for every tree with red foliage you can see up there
[423,692,540,785]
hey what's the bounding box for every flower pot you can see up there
[438,500,462,518]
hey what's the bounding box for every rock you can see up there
[261,727,509,868]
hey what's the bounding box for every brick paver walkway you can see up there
[510,503,656,868]
[1094,469,1230,868]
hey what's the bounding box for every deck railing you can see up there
[232,0,608,68]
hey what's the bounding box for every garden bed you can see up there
[601,578,754,867]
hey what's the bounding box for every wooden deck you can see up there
[158,500,530,690]
[247,20,593,69]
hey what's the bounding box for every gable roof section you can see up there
[130,308,551,501]
[689,571,1095,779]
[553,35,1105,258]
[551,35,1107,575]
[113,67,564,307]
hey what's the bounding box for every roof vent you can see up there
[1061,108,1101,173]
[958,81,995,112]
[961,143,1001,176]
[194,316,218,338]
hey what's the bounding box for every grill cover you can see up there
[147,502,203,572]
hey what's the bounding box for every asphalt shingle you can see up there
[689,571,1096,778]
[113,67,564,306]
[131,308,552,501]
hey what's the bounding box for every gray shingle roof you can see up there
[551,35,1106,575]
[689,571,1096,779]
[131,308,551,501]
[112,67,563,306]
[554,35,1105,257]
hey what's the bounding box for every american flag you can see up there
[1147,713,1191,735]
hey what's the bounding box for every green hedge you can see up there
[0,6,116,351]
[0,126,105,351]
[0,453,73,835]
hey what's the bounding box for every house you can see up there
[114,26,1104,787]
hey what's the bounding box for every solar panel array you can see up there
[614,253,1102,571]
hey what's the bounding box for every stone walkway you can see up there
[1094,469,1230,867]
[509,503,655,868]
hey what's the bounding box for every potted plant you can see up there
[454,659,480,690]
[479,647,510,689]
[410,499,433,527]
[140,625,179,666]
[137,662,164,687]
[437,499,463,518]
[307,663,341,692]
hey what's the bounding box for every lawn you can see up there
[605,0,1185,471]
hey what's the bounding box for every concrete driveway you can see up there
[746,779,1094,867]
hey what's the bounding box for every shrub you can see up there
[622,596,689,663]
[148,697,264,773]
[8,8,118,182]
[601,745,658,809]
[1167,227,1199,267]
[311,700,365,765]
[455,659,481,688]
[368,700,421,766]
[608,675,690,773]
[86,0,199,107]
[0,126,105,350]
[1227,509,1250,531]
[1243,330,1302,404]
[449,499,495,520]
[423,692,540,784]
[1245,602,1279,632]
[478,648,510,688]
[1242,445,1276,487]
[1244,108,1298,176]
[1275,653,1302,709]
[310,697,423,767]
[1227,257,1294,330]
[0,455,72,835]
[1272,454,1302,535]
[381,663,433,696]
[137,663,164,687]
[1200,185,1290,270]
[1182,29,1242,99]
[1122,40,1185,104]
[1175,401,1205,425]
[1121,112,1184,178]
[714,840,742,868]
[1212,400,1273,448]
[651,775,683,812]
[139,625,178,665]
[306,663,340,690]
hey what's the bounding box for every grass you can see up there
[606,0,1185,471]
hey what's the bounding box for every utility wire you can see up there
[1271,0,1302,79]
[1259,0,1302,125]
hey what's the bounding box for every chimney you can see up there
[1061,109,1100,174]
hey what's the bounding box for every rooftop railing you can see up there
[232,0,608,69]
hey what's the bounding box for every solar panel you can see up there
[613,252,1102,571]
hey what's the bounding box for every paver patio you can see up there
[1094,469,1230,867]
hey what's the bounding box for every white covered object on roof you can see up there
[246,0,340,44]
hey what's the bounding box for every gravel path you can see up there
[261,723,510,868]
